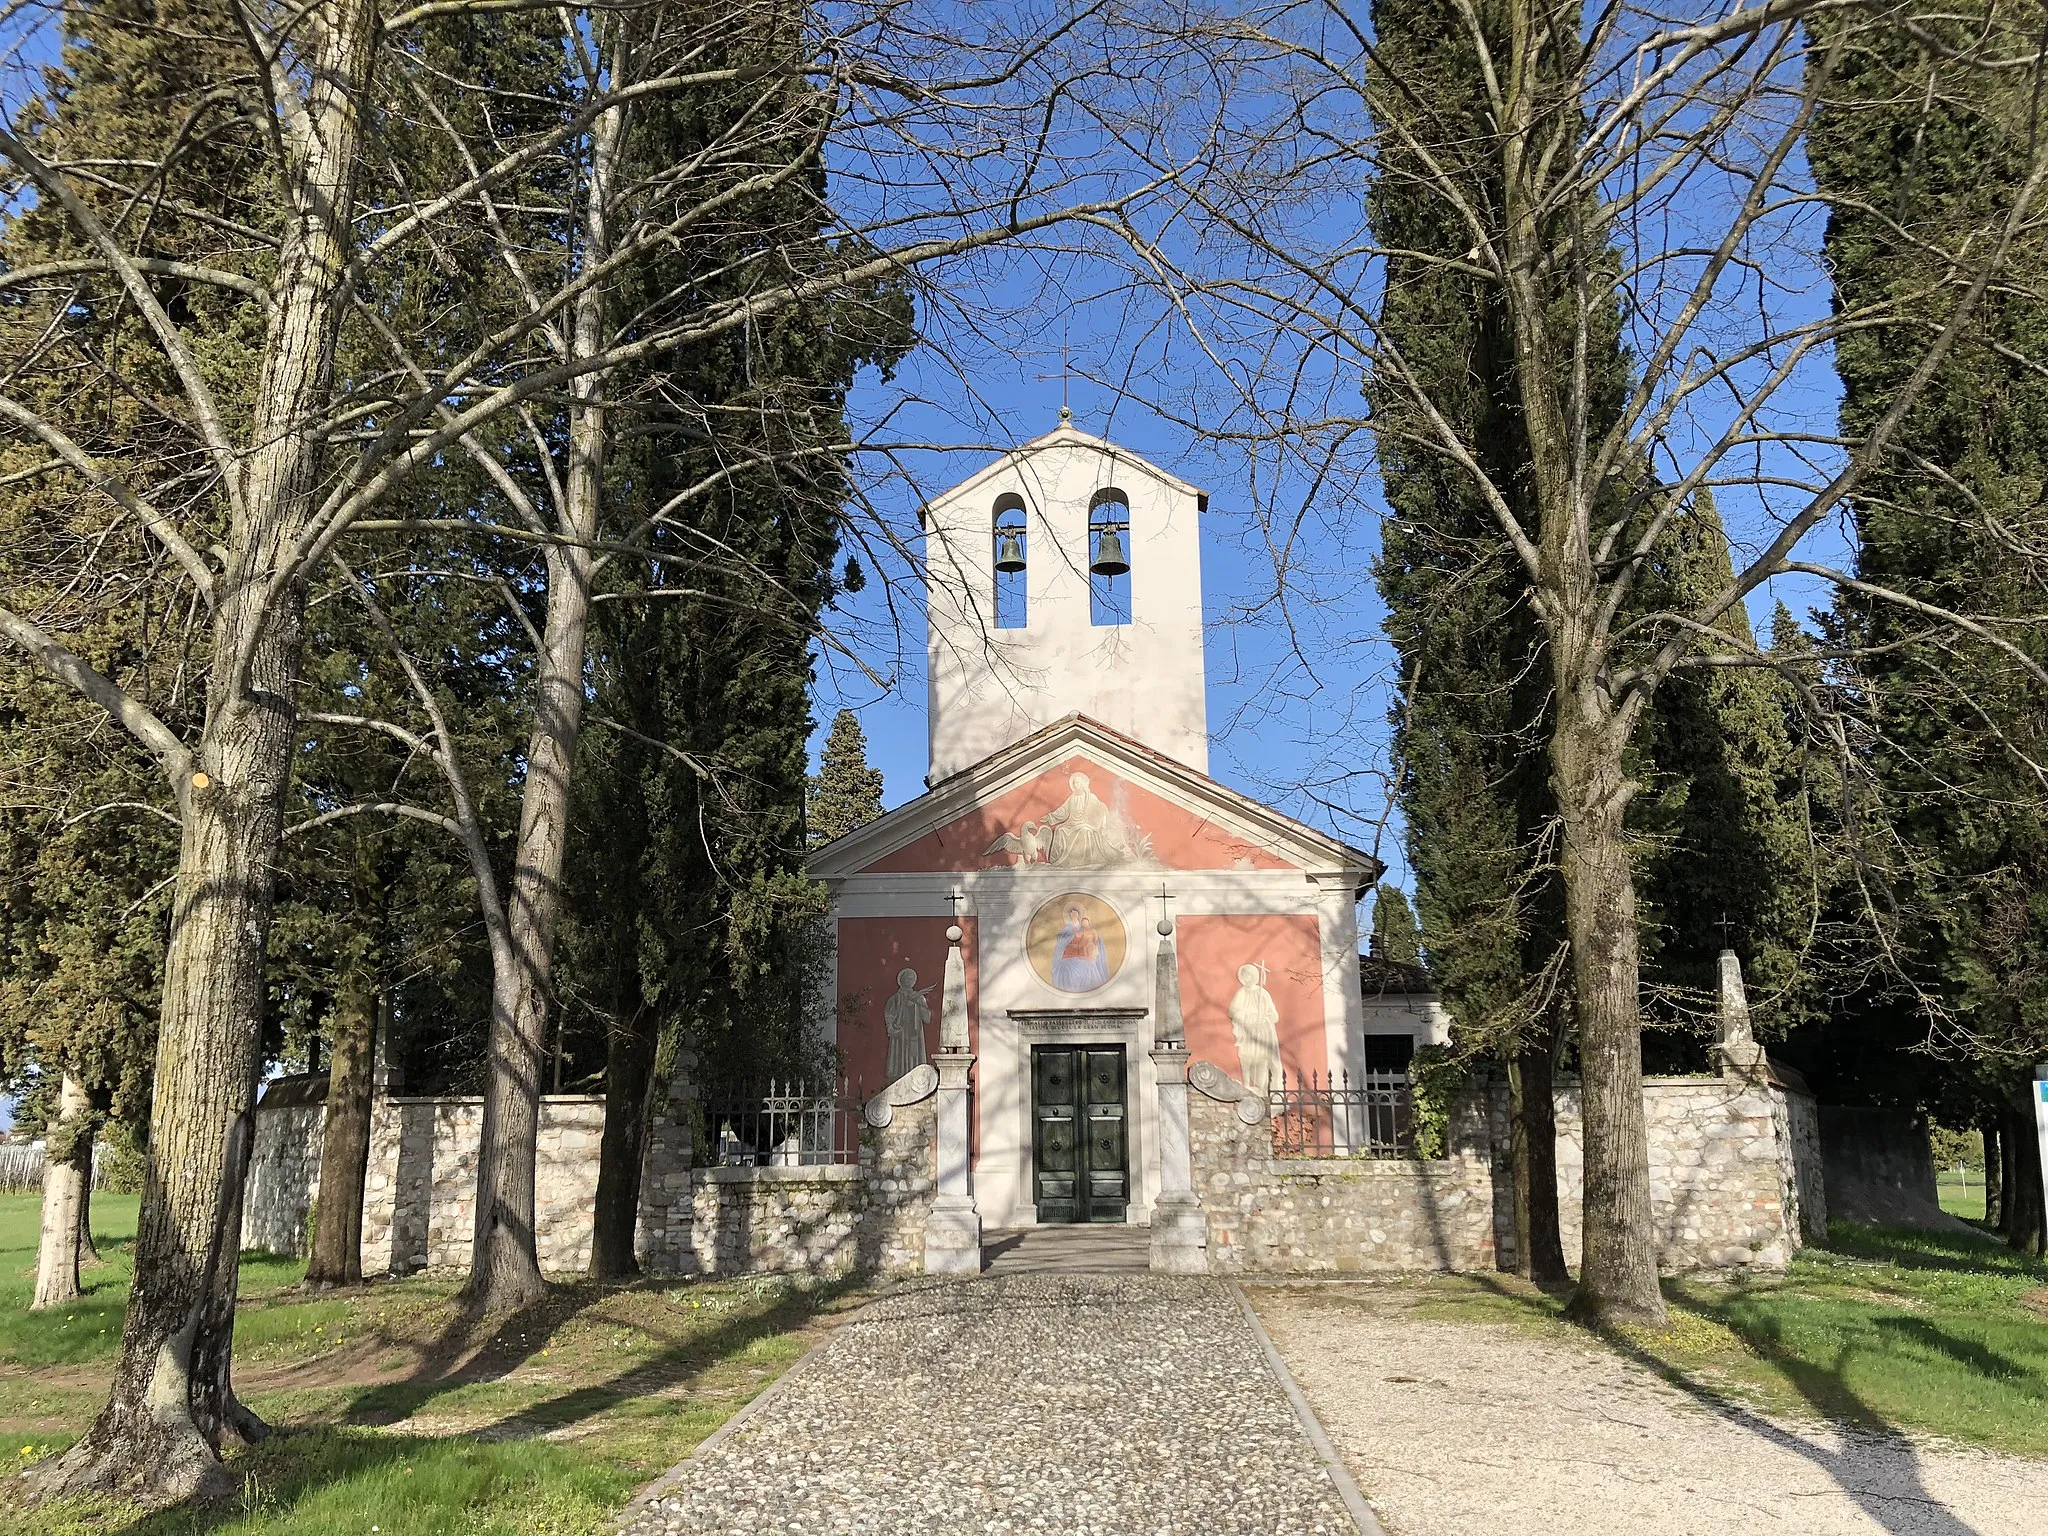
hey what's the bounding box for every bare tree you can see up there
[2,0,1172,1491]
[1110,0,2048,1322]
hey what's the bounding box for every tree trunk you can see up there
[305,962,376,1287]
[2005,1099,2045,1258]
[32,1072,92,1310]
[2000,1114,2020,1237]
[589,1009,657,1279]
[467,77,625,1316]
[1982,1115,2002,1230]
[1552,718,1666,1326]
[78,1153,99,1265]
[27,0,375,1502]
[33,676,296,1500]
[1508,1038,1569,1284]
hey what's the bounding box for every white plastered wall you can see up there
[924,428,1209,781]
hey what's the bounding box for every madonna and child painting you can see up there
[1025,892,1127,994]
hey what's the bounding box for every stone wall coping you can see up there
[1270,1157,1476,1176]
[1187,1060,1269,1123]
[696,1163,862,1185]
[372,1093,608,1107]
[864,1063,939,1127]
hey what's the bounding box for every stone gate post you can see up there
[924,923,982,1275]
[1148,916,1207,1273]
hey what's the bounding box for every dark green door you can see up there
[1032,1045,1128,1223]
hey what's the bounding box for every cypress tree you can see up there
[0,0,264,1321]
[560,6,914,1277]
[1808,10,2048,1253]
[1370,887,1422,967]
[809,709,887,846]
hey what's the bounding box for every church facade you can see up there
[810,424,1444,1232]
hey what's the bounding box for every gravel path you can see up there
[625,1274,1361,1535]
[1253,1283,2048,1536]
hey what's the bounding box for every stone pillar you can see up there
[1715,948,1767,1078]
[370,992,403,1094]
[924,924,981,1275]
[1149,917,1208,1273]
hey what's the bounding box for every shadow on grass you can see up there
[1433,1245,1990,1531]
[1447,1230,2023,1536]
[101,1428,631,1536]
[26,1273,860,1536]
[1818,1222,2025,1276]
[449,1272,862,1443]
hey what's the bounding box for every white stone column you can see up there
[1148,917,1207,1273]
[924,924,982,1275]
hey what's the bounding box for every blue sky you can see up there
[807,278,1848,900]
[803,12,1860,899]
[810,280,1415,883]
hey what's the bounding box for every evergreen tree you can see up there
[1629,499,1813,1060]
[1370,887,1422,967]
[1807,10,2048,1253]
[809,710,887,846]
[557,6,915,1277]
[1367,0,1608,1285]
[1367,0,1812,1285]
[0,0,265,1318]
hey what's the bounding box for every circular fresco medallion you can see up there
[1025,891,1127,994]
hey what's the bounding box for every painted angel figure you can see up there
[882,967,932,1082]
[1228,962,1283,1091]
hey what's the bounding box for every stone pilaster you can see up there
[924,924,981,1275]
[1150,1045,1207,1272]
[1149,917,1207,1273]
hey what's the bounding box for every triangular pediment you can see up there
[809,714,1378,883]
[917,425,1209,527]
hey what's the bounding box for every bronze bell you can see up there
[1090,525,1129,577]
[994,529,1027,573]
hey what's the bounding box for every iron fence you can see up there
[1268,1070,1416,1158]
[695,1076,865,1167]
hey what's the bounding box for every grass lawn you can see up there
[1407,1222,2048,1458]
[1935,1169,1988,1222]
[0,1192,862,1535]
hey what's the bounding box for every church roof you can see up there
[1359,955,1435,998]
[916,423,1209,526]
[808,711,1379,884]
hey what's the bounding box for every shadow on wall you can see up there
[1820,1106,1982,1237]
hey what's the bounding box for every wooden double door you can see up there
[1031,1044,1129,1223]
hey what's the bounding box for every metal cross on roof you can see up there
[1035,327,1073,424]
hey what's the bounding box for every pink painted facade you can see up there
[810,430,1410,1229]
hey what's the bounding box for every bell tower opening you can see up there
[993,492,1028,630]
[1088,487,1132,626]
[923,423,1209,778]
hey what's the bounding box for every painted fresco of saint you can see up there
[882,968,931,1082]
[1228,962,1283,1090]
[1049,904,1112,991]
[1045,773,1128,867]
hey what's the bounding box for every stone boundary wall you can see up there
[1188,1063,1822,1276]
[243,1099,323,1256]
[364,1095,606,1273]
[245,1070,936,1279]
[1543,1076,1820,1272]
[1189,1078,1499,1272]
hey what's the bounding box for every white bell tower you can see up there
[922,422,1210,781]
